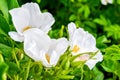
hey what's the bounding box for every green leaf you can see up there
[59,25,64,38]
[29,62,43,79]
[0,54,4,62]
[0,62,8,80]
[93,15,110,26]
[87,0,99,7]
[92,67,104,80]
[60,56,68,68]
[0,0,9,21]
[0,34,12,46]
[101,59,118,72]
[101,59,120,78]
[104,45,120,60]
[36,0,41,3]
[0,14,10,34]
[7,0,19,10]
[117,0,120,4]
[96,35,110,51]
[64,59,70,70]
[0,54,8,80]
[0,43,12,58]
[104,24,120,40]
[7,62,19,76]
[83,21,96,29]
[78,6,84,13]
[84,5,90,18]
[69,14,76,21]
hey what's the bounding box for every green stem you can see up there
[12,49,20,69]
[24,59,31,80]
[80,66,84,80]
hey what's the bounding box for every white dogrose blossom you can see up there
[68,22,103,69]
[9,2,55,42]
[24,28,68,67]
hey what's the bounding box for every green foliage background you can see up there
[0,0,120,80]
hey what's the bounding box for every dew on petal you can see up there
[72,45,80,53]
[45,54,50,63]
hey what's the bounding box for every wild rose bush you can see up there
[0,0,120,80]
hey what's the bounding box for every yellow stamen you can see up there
[22,26,31,32]
[72,45,80,53]
[45,54,50,63]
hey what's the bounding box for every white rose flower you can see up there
[68,22,103,69]
[9,2,55,42]
[23,29,68,67]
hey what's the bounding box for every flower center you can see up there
[45,54,50,63]
[22,26,31,32]
[72,45,80,53]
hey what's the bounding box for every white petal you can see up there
[44,38,68,67]
[22,2,41,14]
[39,51,52,67]
[55,38,69,55]
[23,28,51,61]
[22,3,55,33]
[68,22,76,41]
[81,31,96,52]
[70,28,85,48]
[8,31,24,42]
[107,0,113,4]
[22,3,42,28]
[9,8,30,35]
[47,38,68,56]
[101,0,107,5]
[71,27,96,53]
[68,25,86,54]
[24,40,41,61]
[41,50,62,67]
[37,12,55,33]
[85,51,103,70]
[50,51,60,66]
